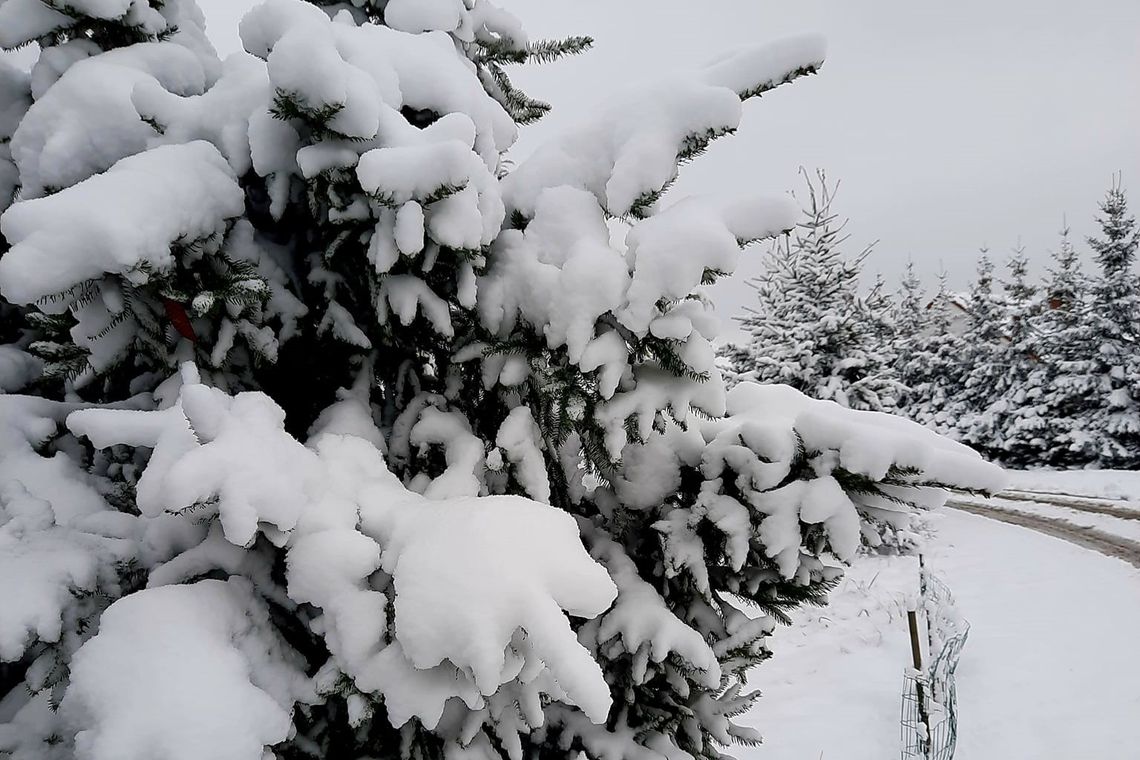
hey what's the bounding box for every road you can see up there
[946,490,1140,569]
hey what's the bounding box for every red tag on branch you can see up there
[163,298,197,343]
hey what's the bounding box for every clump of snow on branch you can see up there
[0,395,133,664]
[0,142,243,305]
[61,364,620,757]
[702,383,1006,568]
[62,578,310,760]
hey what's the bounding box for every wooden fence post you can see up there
[908,608,932,758]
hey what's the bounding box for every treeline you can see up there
[723,172,1140,469]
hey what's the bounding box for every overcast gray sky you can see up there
[200,0,1140,321]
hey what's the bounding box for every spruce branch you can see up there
[736,63,822,102]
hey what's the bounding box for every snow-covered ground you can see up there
[743,508,1140,760]
[1005,469,1140,502]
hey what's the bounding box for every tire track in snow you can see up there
[996,490,1140,521]
[946,500,1140,570]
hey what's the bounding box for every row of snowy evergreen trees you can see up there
[0,2,1001,760]
[724,172,1140,470]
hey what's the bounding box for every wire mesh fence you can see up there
[901,562,969,760]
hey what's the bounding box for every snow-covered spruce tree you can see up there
[1026,225,1102,466]
[864,271,897,363]
[726,170,900,412]
[893,269,966,434]
[1085,178,1140,467]
[890,260,925,407]
[892,261,925,348]
[0,4,1005,760]
[954,251,1010,456]
[990,247,1048,466]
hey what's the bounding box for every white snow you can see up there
[478,190,626,365]
[394,200,426,255]
[68,365,322,547]
[619,196,796,334]
[718,383,1007,492]
[132,51,270,175]
[0,395,132,662]
[700,35,827,98]
[0,0,70,50]
[0,59,30,213]
[378,274,454,335]
[745,510,1140,759]
[63,578,309,760]
[675,382,1006,575]
[407,406,484,498]
[241,0,517,165]
[503,80,743,219]
[0,141,244,306]
[383,0,465,35]
[358,142,471,202]
[1004,469,1140,502]
[12,41,214,198]
[0,528,110,662]
[60,364,624,750]
[495,406,551,503]
[587,532,722,688]
[0,345,39,392]
[361,492,618,724]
